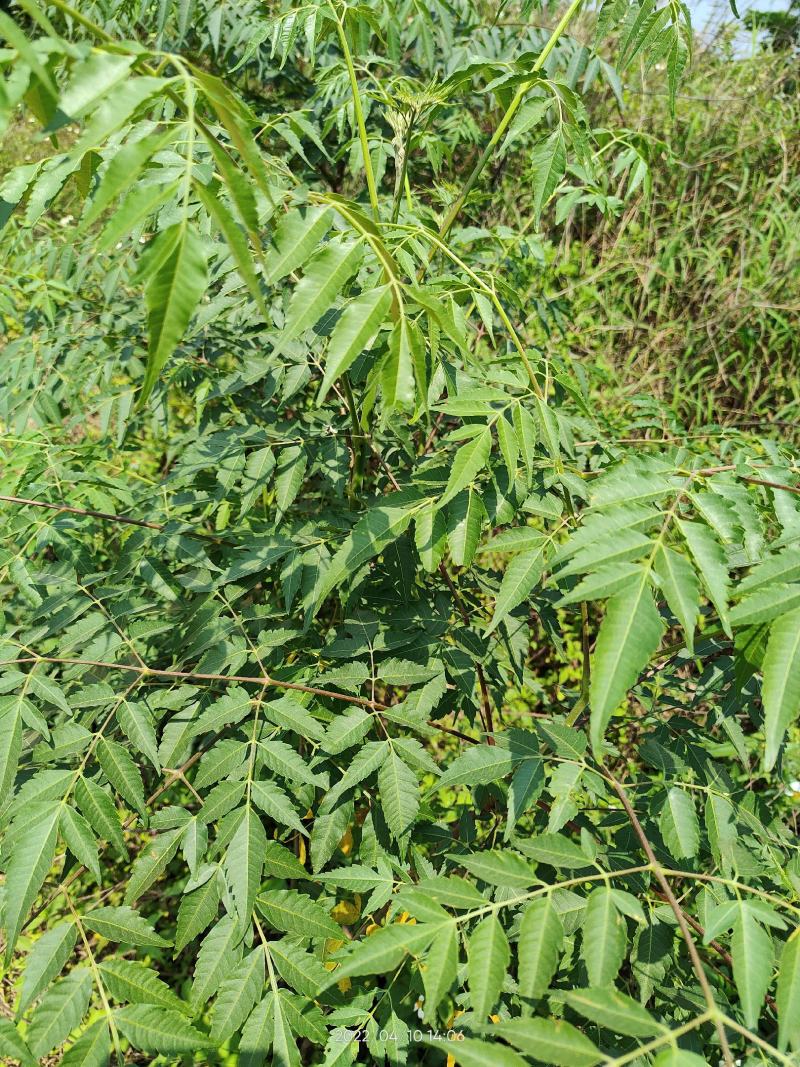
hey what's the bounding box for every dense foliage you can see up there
[1,1,800,1065]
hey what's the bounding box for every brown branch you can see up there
[0,493,227,541]
[653,889,778,1013]
[0,494,163,529]
[2,655,480,745]
[606,770,735,1067]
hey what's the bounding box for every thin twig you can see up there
[605,769,735,1067]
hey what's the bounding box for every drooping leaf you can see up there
[590,577,664,752]
[658,786,699,859]
[467,914,510,1018]
[141,222,208,403]
[761,607,800,770]
[115,1005,214,1052]
[83,906,172,948]
[3,804,60,962]
[518,896,564,1005]
[26,968,92,1058]
[581,888,627,987]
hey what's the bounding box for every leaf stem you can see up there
[605,770,736,1067]
[437,0,584,240]
[342,372,365,502]
[330,1,381,221]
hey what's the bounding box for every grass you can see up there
[520,33,800,428]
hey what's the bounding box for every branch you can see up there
[605,769,736,1067]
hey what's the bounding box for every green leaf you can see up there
[516,832,592,869]
[251,779,308,836]
[59,1019,110,1067]
[677,519,730,634]
[652,1052,709,1067]
[96,179,180,252]
[210,948,265,1042]
[116,700,160,771]
[415,504,447,573]
[84,905,171,948]
[191,685,252,738]
[239,447,276,516]
[565,987,660,1037]
[141,222,208,403]
[590,577,664,752]
[315,503,412,609]
[0,694,22,807]
[239,995,274,1067]
[99,959,190,1014]
[18,921,77,1015]
[777,927,800,1051]
[378,749,419,841]
[124,827,183,905]
[26,967,91,1058]
[382,316,419,409]
[486,543,546,634]
[262,840,310,881]
[270,939,331,1000]
[257,890,341,941]
[97,737,146,816]
[75,776,126,857]
[0,1020,36,1067]
[654,544,700,651]
[732,907,773,1029]
[761,607,800,770]
[264,205,332,283]
[489,1018,602,1066]
[115,1005,214,1053]
[658,786,699,859]
[518,896,564,1005]
[440,427,492,506]
[531,127,567,227]
[730,583,800,627]
[321,923,439,986]
[425,1036,528,1067]
[421,924,459,1020]
[455,850,536,889]
[3,804,60,962]
[322,707,373,755]
[274,446,307,520]
[191,916,244,1006]
[199,191,266,320]
[581,888,627,986]
[468,914,510,1018]
[59,52,135,119]
[60,805,101,882]
[175,872,222,953]
[318,284,392,402]
[447,489,486,568]
[81,127,175,228]
[282,239,363,342]
[433,745,516,792]
[226,807,266,929]
[310,799,353,873]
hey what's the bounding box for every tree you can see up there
[1,1,799,1064]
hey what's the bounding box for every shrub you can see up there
[1,2,799,1065]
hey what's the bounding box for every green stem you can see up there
[438,0,584,240]
[342,372,364,503]
[331,2,381,221]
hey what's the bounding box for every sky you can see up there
[688,0,792,49]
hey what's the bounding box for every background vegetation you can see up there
[1,0,799,1065]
